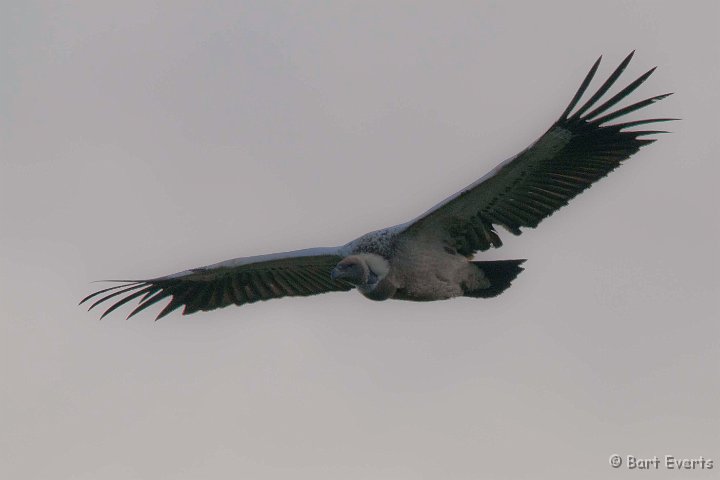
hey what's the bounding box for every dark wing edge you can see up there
[400,51,676,256]
[80,251,354,320]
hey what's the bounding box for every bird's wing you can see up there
[81,247,354,320]
[398,52,674,256]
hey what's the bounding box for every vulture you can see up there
[82,52,673,320]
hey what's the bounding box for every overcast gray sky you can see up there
[2,1,718,479]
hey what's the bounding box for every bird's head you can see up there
[330,253,390,288]
[330,256,369,285]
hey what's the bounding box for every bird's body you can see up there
[82,52,673,320]
[344,230,498,302]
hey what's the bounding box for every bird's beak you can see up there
[330,267,347,280]
[330,267,342,281]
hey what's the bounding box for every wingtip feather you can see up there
[559,55,602,120]
[581,66,659,121]
[569,51,637,120]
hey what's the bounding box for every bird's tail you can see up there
[464,260,526,298]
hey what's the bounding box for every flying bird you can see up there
[82,52,673,320]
